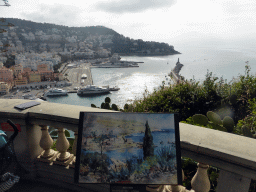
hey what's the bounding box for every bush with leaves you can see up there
[123,71,224,121]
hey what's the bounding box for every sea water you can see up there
[47,44,256,109]
[82,131,176,163]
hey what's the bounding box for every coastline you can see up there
[118,52,181,57]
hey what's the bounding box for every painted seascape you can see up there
[78,113,178,184]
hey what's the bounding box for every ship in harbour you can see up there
[44,88,68,97]
[77,85,110,96]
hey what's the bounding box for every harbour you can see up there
[2,43,256,109]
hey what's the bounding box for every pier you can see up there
[64,62,93,88]
[169,58,184,84]
[169,70,181,84]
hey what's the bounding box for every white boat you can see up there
[77,85,110,96]
[81,74,87,79]
[109,86,120,91]
[44,88,68,97]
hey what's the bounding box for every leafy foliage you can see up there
[123,65,256,124]
[81,152,110,175]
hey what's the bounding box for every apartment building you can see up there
[14,73,27,86]
[54,73,64,81]
[39,70,54,81]
[29,71,41,83]
[11,64,23,77]
[37,64,48,71]
[0,82,9,94]
[23,67,32,73]
[0,67,14,83]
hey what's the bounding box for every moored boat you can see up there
[77,85,110,96]
[44,88,68,97]
[109,86,120,91]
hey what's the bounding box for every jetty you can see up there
[91,53,142,68]
[169,58,184,84]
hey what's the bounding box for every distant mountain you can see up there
[0,18,180,56]
[4,18,118,36]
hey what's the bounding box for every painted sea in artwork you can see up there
[78,113,179,184]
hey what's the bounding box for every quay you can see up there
[0,54,138,100]
[169,58,184,84]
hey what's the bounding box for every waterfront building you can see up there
[54,73,64,81]
[29,71,41,83]
[14,73,28,86]
[23,67,32,73]
[110,53,121,63]
[0,82,9,94]
[0,66,14,84]
[11,64,23,77]
[39,70,54,81]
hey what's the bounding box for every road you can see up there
[65,63,93,89]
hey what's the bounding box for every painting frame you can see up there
[74,112,182,185]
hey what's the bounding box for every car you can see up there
[74,87,79,90]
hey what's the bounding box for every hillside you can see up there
[0,18,180,56]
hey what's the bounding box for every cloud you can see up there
[20,4,83,26]
[95,0,177,14]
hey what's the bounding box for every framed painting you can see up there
[74,112,182,185]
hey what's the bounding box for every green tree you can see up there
[105,97,111,103]
[143,120,154,159]
[93,97,119,111]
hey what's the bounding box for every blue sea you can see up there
[47,43,256,109]
[82,131,176,163]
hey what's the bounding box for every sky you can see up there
[1,0,256,48]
